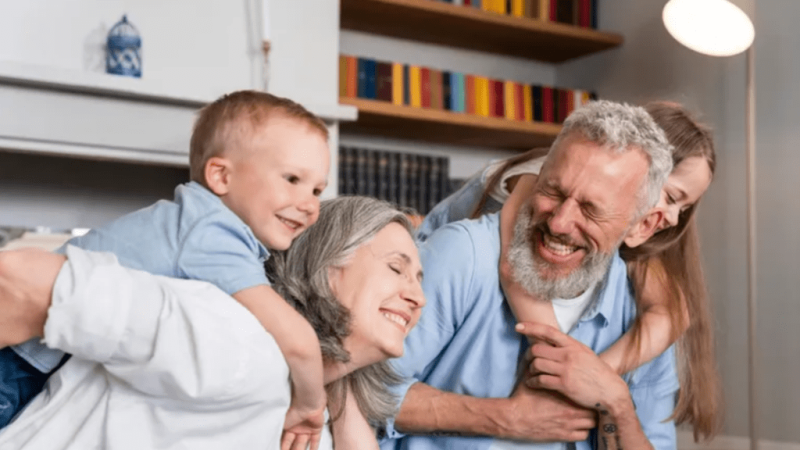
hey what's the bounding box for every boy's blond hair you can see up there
[189,90,329,187]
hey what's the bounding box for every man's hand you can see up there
[517,322,630,412]
[0,248,65,347]
[502,381,596,442]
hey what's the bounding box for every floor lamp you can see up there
[662,0,757,449]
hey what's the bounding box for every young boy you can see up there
[1,91,331,442]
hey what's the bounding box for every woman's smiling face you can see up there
[328,222,425,365]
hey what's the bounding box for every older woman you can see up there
[0,196,424,450]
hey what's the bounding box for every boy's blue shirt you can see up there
[12,181,270,372]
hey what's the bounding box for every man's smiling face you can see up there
[508,133,650,299]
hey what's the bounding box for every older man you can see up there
[380,101,676,450]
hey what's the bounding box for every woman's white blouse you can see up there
[0,246,332,449]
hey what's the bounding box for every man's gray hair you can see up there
[550,100,674,216]
[266,196,414,427]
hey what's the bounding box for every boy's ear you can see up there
[204,156,233,196]
[623,210,664,248]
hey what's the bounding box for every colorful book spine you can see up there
[542,86,554,123]
[522,84,533,122]
[591,0,597,28]
[504,81,516,120]
[539,0,549,20]
[403,65,411,106]
[475,76,490,117]
[392,63,404,105]
[455,73,466,113]
[430,69,443,110]
[578,0,590,27]
[515,82,526,121]
[357,59,367,98]
[376,61,393,102]
[409,66,422,107]
[549,0,557,21]
[366,59,378,99]
[346,56,357,98]
[466,75,476,115]
[339,55,348,98]
[491,79,504,118]
[421,67,432,108]
[511,0,524,17]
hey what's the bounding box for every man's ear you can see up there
[623,210,664,248]
[204,156,233,196]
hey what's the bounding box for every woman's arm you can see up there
[0,248,64,347]
[600,258,690,374]
[330,389,380,450]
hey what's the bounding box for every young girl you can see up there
[419,101,722,442]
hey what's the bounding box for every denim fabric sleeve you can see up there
[382,222,479,441]
[628,346,680,450]
[176,215,269,296]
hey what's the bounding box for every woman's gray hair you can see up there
[550,100,674,217]
[266,196,414,427]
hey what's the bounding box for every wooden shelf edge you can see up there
[340,0,623,63]
[339,97,561,150]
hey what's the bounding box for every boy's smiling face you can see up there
[213,114,330,251]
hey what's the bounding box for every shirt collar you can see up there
[578,251,625,327]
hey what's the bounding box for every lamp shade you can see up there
[663,0,754,57]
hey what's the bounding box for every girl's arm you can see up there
[600,259,690,374]
[498,174,560,339]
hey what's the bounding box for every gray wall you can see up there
[559,0,799,443]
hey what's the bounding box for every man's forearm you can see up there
[395,382,512,438]
[596,397,654,450]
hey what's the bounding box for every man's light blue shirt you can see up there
[12,181,270,372]
[380,213,679,450]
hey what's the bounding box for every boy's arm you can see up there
[601,259,690,374]
[233,285,327,414]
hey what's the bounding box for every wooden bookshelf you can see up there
[339,97,561,150]
[340,0,623,63]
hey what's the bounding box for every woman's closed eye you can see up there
[388,263,402,275]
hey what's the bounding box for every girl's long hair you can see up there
[471,101,722,441]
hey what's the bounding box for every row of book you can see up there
[430,0,598,29]
[338,147,454,215]
[339,55,598,124]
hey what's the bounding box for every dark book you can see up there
[366,59,378,99]
[556,0,576,24]
[365,149,378,197]
[590,90,598,101]
[376,61,393,102]
[421,68,432,108]
[387,151,400,205]
[553,88,563,124]
[515,82,525,121]
[403,65,411,106]
[542,86,554,123]
[591,0,597,29]
[341,147,356,195]
[578,0,590,27]
[492,79,504,118]
[417,155,430,214]
[376,151,390,201]
[399,153,411,209]
[549,0,557,21]
[442,71,452,111]
[438,157,450,203]
[465,0,472,5]
[428,156,440,213]
[532,84,543,122]
[408,154,420,212]
[355,148,369,195]
[357,59,367,99]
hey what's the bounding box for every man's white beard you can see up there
[506,204,615,300]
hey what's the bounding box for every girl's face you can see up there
[654,156,713,232]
